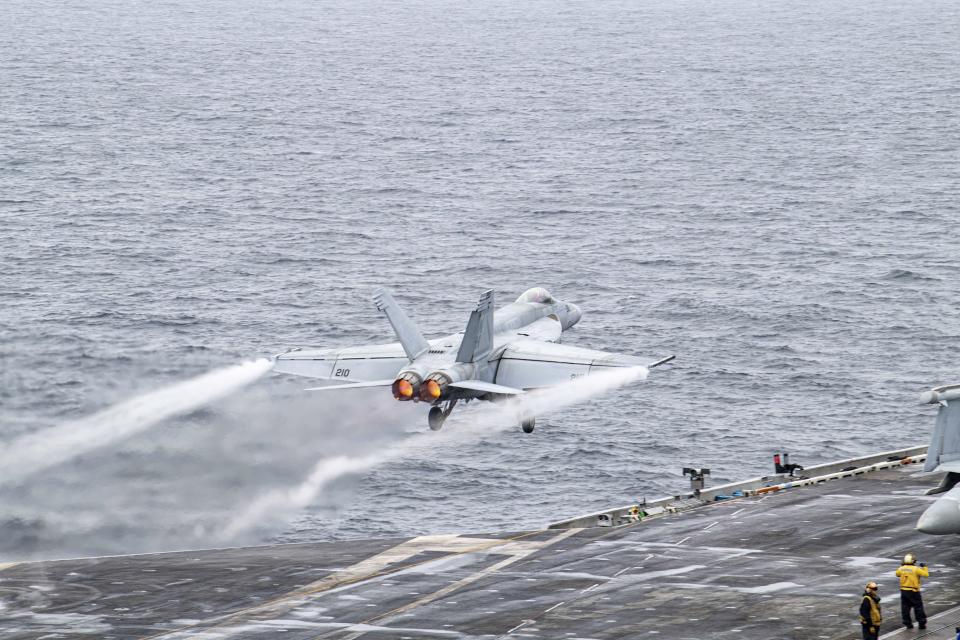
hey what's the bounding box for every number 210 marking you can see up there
[334,368,351,378]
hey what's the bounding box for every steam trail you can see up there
[223,366,649,538]
[0,359,274,485]
[222,412,517,538]
[505,365,649,419]
[222,452,389,539]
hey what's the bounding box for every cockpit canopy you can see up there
[515,287,555,304]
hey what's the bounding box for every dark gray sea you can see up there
[2,0,959,561]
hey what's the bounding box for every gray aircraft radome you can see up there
[273,287,673,432]
[917,383,960,534]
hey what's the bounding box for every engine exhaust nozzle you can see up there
[420,378,442,402]
[392,371,422,401]
[392,379,414,400]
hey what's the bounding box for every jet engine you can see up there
[419,363,476,403]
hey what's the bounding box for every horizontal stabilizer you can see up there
[648,355,676,369]
[305,379,394,392]
[449,380,524,395]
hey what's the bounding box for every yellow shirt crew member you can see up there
[896,553,929,630]
[896,562,928,592]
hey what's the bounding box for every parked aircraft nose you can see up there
[916,493,960,535]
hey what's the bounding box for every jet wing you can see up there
[449,380,524,395]
[494,339,671,390]
[305,379,394,391]
[274,343,409,383]
[275,289,462,384]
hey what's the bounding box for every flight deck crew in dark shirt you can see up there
[859,582,882,640]
[896,553,929,630]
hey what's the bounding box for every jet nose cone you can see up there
[917,495,960,535]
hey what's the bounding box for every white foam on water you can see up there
[223,366,648,538]
[0,359,274,485]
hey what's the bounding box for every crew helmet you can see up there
[865,581,879,591]
[904,553,916,565]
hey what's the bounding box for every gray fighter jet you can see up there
[274,287,673,432]
[917,383,960,534]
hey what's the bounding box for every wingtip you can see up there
[648,355,676,369]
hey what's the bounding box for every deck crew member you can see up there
[859,582,882,640]
[896,553,929,630]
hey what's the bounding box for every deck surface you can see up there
[1,465,959,640]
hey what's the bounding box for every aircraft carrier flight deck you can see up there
[2,447,958,640]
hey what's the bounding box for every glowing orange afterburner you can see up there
[392,378,414,400]
[420,379,442,402]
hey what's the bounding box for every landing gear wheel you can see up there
[428,406,445,431]
[521,417,535,434]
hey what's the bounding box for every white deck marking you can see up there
[506,620,533,633]
[880,601,960,638]
[544,601,565,613]
[330,529,583,640]
[702,521,720,531]
[146,532,576,640]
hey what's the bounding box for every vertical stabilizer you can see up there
[456,290,495,363]
[372,288,430,361]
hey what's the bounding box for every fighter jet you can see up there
[274,287,673,432]
[916,383,960,534]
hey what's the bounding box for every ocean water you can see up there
[1,0,959,560]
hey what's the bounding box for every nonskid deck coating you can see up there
[1,465,959,640]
